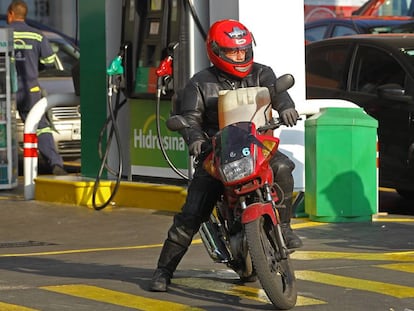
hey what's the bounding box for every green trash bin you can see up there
[304,107,378,222]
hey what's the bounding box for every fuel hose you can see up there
[92,73,126,210]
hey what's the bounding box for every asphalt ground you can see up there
[0,179,413,311]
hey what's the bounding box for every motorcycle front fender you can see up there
[241,202,277,225]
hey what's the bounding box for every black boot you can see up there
[149,224,195,292]
[281,223,303,249]
[277,191,303,249]
[150,268,171,292]
[149,239,188,292]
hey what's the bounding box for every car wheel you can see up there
[396,189,414,200]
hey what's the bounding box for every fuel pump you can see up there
[117,0,210,183]
[120,0,195,182]
[92,0,192,210]
[121,0,190,98]
[152,0,209,181]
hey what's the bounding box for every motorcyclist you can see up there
[150,19,302,292]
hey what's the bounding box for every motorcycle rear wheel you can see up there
[245,216,297,310]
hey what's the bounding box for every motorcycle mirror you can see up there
[166,114,190,131]
[275,74,295,93]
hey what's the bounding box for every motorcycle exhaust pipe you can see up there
[199,217,233,263]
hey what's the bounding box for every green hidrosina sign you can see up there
[129,99,189,179]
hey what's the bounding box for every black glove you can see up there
[280,108,299,127]
[189,140,205,157]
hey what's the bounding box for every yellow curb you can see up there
[34,176,187,211]
[112,180,187,212]
[34,176,112,207]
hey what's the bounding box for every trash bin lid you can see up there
[305,107,378,128]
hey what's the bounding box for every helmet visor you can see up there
[219,44,253,65]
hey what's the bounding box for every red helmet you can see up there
[206,19,254,78]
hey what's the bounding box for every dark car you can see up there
[390,21,414,33]
[305,34,414,198]
[305,16,414,43]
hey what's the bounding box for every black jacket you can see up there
[174,62,295,146]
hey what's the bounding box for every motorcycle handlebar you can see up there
[198,140,212,158]
[257,117,301,133]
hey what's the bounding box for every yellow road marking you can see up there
[376,263,414,273]
[291,250,414,262]
[174,277,269,303]
[291,221,328,229]
[0,243,164,257]
[0,240,204,258]
[174,277,326,306]
[295,270,414,298]
[373,218,414,222]
[0,214,411,258]
[0,302,39,311]
[42,284,204,311]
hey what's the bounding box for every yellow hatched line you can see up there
[291,250,414,262]
[295,270,414,298]
[376,263,414,273]
[41,284,203,311]
[173,277,326,306]
[0,302,39,311]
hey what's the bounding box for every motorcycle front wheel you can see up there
[245,216,297,310]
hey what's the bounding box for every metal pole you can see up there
[23,93,79,200]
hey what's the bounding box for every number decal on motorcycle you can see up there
[242,147,250,156]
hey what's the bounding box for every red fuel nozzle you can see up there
[156,56,173,77]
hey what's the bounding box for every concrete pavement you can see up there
[0,176,413,310]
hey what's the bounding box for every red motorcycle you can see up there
[167,74,297,310]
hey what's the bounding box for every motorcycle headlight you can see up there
[220,156,253,182]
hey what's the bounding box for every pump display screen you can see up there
[151,0,162,11]
[149,20,160,35]
[122,0,187,98]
